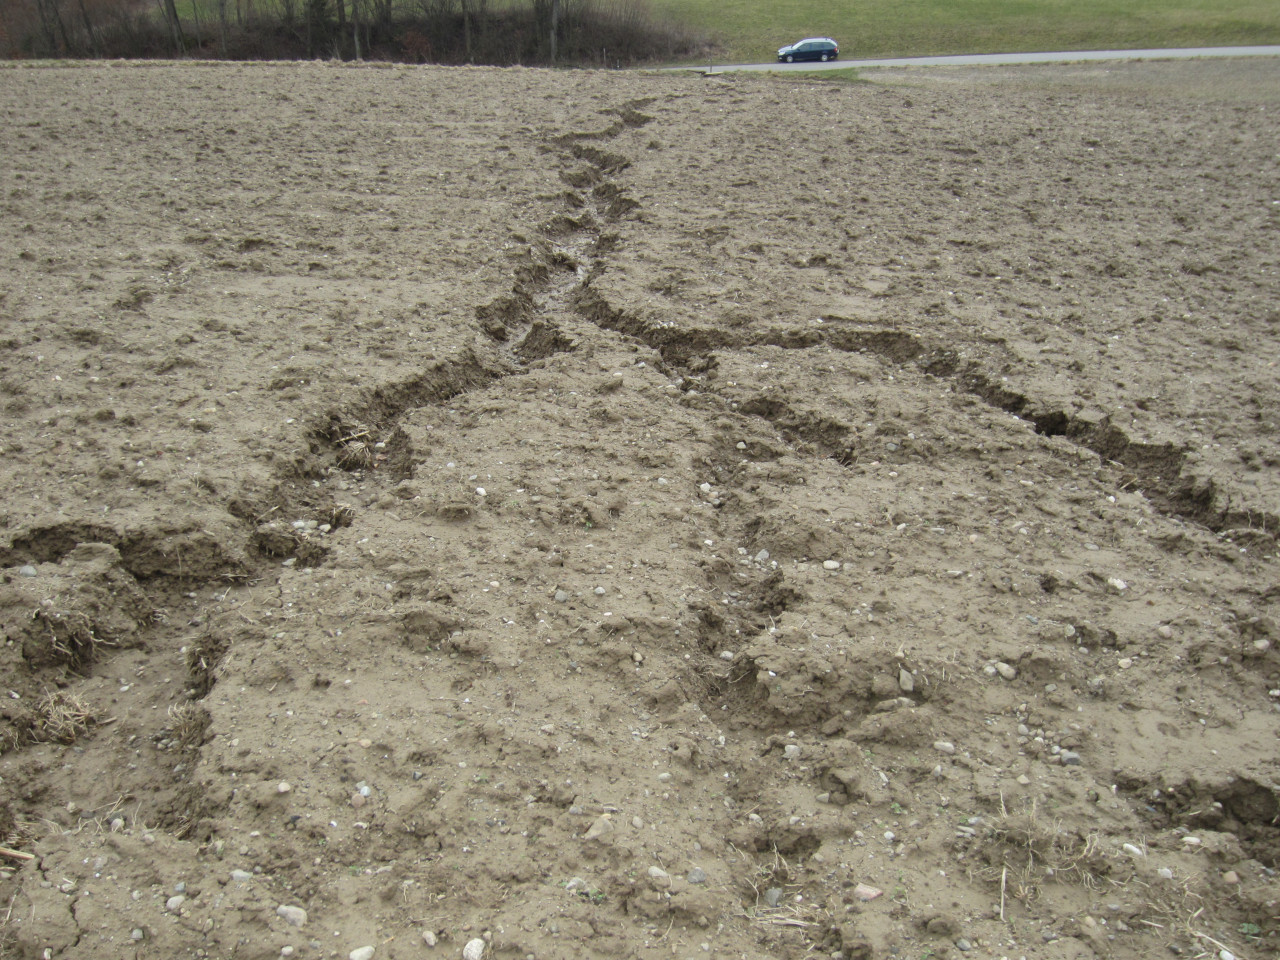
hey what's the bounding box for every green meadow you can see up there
[649,0,1280,62]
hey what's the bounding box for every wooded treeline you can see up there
[0,0,703,64]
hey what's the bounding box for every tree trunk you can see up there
[76,0,102,56]
[460,0,470,61]
[216,0,228,55]
[158,0,185,54]
[549,0,557,63]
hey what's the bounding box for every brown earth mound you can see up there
[0,57,1278,960]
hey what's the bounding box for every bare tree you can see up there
[155,0,184,52]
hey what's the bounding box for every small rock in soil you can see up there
[687,867,707,884]
[277,904,308,926]
[349,947,375,960]
[462,939,486,960]
[763,887,783,908]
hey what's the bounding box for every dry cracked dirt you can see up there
[0,56,1279,960]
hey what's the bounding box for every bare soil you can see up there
[1,57,1279,960]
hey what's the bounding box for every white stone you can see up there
[994,661,1017,680]
[462,939,486,960]
[276,904,307,927]
[349,948,375,960]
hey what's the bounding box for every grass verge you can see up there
[653,0,1280,63]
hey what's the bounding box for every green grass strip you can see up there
[653,0,1280,62]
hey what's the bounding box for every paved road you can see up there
[679,45,1280,74]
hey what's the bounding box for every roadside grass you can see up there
[650,0,1280,63]
[779,66,866,83]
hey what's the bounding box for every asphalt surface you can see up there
[680,45,1280,74]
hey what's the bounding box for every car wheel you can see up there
[820,53,829,61]
[785,54,794,63]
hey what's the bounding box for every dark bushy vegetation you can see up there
[0,0,705,65]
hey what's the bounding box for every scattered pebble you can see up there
[422,930,438,947]
[277,904,308,927]
[349,947,375,960]
[648,866,669,880]
[130,928,145,941]
[853,883,882,901]
[763,887,783,908]
[954,937,973,952]
[719,650,734,661]
[1122,843,1145,858]
[165,895,185,913]
[277,781,292,794]
[687,867,707,884]
[898,668,914,693]
[783,744,801,760]
[1158,867,1174,880]
[18,565,37,577]
[822,560,841,571]
[554,590,569,603]
[583,816,614,840]
[462,938,486,960]
[994,661,1017,680]
[1222,870,1240,884]
[1060,750,1081,766]
[933,741,956,754]
[230,870,252,882]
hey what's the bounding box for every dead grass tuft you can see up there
[167,701,212,751]
[28,691,98,744]
[980,795,1108,906]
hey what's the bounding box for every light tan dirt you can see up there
[1,57,1278,960]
